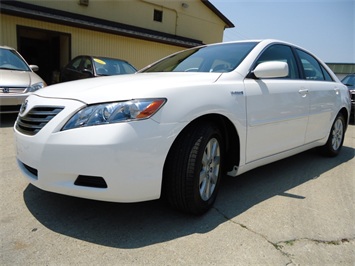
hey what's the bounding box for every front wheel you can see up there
[321,113,346,157]
[163,122,224,215]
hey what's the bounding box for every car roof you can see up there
[73,55,131,63]
[0,45,16,50]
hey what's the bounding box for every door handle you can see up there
[334,87,340,95]
[299,88,309,97]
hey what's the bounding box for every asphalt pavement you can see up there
[1,113,354,265]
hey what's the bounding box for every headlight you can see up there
[25,82,46,92]
[62,98,166,130]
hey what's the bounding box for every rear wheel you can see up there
[321,113,346,157]
[163,122,224,214]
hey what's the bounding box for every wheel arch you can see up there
[338,107,349,131]
[163,113,240,177]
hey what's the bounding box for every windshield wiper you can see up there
[0,67,22,71]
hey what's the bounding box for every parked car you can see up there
[60,55,136,82]
[14,40,351,214]
[341,73,355,119]
[0,46,46,113]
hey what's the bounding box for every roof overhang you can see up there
[0,0,205,48]
[202,0,235,28]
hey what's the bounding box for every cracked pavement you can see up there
[1,114,354,265]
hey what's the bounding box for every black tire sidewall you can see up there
[189,124,224,214]
[162,121,225,214]
[323,114,345,156]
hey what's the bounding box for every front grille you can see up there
[0,105,21,113]
[0,87,26,94]
[16,106,64,135]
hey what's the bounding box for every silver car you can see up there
[341,73,355,119]
[0,46,46,113]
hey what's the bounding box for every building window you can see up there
[154,10,163,22]
[79,0,89,6]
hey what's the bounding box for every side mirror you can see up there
[253,61,288,79]
[82,69,93,77]
[29,65,39,72]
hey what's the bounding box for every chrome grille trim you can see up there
[0,87,27,94]
[16,106,64,135]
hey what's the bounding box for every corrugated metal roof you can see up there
[326,63,355,74]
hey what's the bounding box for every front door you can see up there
[244,44,309,163]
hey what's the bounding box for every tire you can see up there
[321,113,346,157]
[163,122,224,215]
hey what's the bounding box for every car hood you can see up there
[36,72,222,104]
[0,69,34,87]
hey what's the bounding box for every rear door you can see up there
[295,49,340,143]
[244,44,309,163]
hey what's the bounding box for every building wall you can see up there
[17,0,226,44]
[1,14,182,69]
[326,63,355,80]
[1,0,230,84]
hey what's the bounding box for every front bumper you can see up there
[14,96,179,202]
[0,93,28,113]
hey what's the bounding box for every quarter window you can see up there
[69,57,83,71]
[320,65,333,81]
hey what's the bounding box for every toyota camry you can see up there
[14,40,351,214]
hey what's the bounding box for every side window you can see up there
[69,57,82,71]
[256,44,299,79]
[83,58,92,71]
[296,49,333,81]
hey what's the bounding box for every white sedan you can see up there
[14,40,351,214]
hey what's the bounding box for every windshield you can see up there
[0,48,31,71]
[141,42,257,73]
[93,57,136,76]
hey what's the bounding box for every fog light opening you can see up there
[74,175,107,188]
